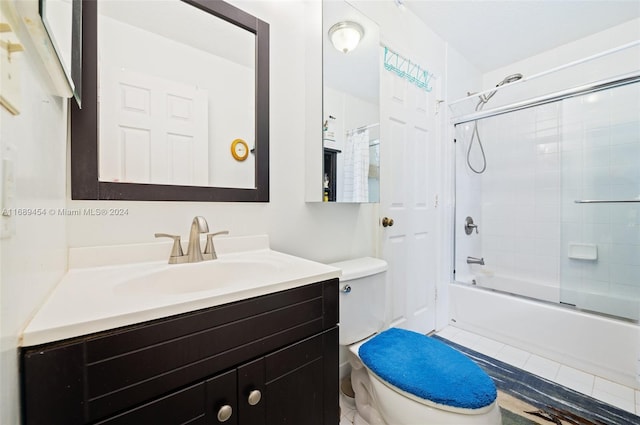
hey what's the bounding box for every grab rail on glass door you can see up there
[574,199,640,203]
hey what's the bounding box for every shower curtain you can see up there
[343,129,370,202]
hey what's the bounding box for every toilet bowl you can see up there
[332,257,502,425]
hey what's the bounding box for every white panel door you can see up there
[380,60,437,335]
[100,68,209,186]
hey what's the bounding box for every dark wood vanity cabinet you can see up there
[21,279,339,425]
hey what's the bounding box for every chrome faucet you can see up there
[186,216,209,263]
[156,216,229,264]
[466,256,485,265]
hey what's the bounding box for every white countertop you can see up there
[21,235,341,347]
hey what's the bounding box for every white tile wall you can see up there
[455,101,562,296]
[454,123,483,284]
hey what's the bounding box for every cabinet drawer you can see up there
[94,369,240,425]
[94,381,207,425]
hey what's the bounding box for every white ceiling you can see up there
[404,0,640,73]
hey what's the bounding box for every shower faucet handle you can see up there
[465,216,479,235]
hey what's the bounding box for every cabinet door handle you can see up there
[217,404,233,422]
[248,389,262,406]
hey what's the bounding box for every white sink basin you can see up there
[115,257,285,296]
[21,235,342,347]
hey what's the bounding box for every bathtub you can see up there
[449,282,640,390]
[468,272,639,321]
[471,273,560,304]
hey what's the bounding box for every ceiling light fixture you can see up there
[328,21,364,54]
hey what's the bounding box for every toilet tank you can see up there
[330,257,387,345]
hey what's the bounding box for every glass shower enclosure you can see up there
[451,48,640,322]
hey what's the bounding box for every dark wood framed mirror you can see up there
[71,0,269,201]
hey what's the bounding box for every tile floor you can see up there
[339,325,640,424]
[339,395,358,425]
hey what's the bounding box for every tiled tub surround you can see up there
[455,81,640,321]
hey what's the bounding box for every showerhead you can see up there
[478,73,524,106]
[469,72,524,174]
[496,73,523,87]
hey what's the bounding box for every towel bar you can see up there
[574,199,640,203]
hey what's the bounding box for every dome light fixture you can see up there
[328,21,364,54]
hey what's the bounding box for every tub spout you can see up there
[467,256,485,265]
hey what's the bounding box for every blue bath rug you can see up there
[433,335,640,425]
[359,328,497,409]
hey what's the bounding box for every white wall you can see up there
[0,4,69,423]
[482,18,640,101]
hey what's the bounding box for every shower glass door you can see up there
[453,81,640,321]
[454,102,563,304]
[558,82,640,320]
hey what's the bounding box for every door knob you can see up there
[248,389,262,406]
[217,404,233,422]
[382,217,394,227]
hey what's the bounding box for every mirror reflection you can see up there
[323,1,380,203]
[97,0,255,188]
[40,0,82,104]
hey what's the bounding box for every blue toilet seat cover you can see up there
[359,328,497,409]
